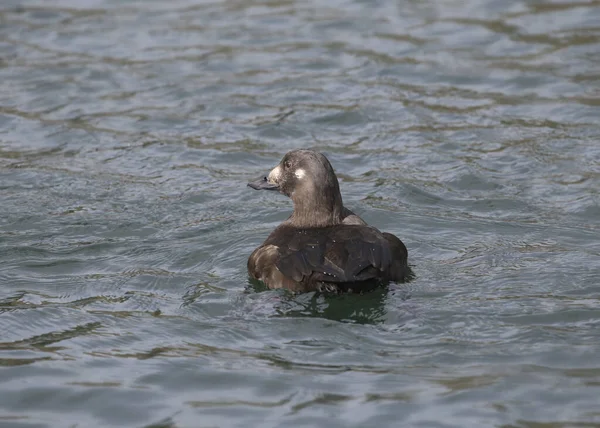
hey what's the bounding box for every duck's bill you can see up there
[247,176,279,191]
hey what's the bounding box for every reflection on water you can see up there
[1,0,600,426]
[247,279,413,324]
[265,288,390,324]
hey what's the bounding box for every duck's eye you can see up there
[284,160,292,169]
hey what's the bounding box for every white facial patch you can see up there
[267,165,282,183]
[294,168,306,180]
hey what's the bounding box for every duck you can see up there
[247,149,412,293]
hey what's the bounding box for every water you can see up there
[1,0,600,426]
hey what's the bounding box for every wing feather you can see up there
[269,225,400,285]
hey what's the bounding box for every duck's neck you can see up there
[289,187,344,228]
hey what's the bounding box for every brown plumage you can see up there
[247,149,412,293]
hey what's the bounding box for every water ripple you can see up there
[1,0,600,426]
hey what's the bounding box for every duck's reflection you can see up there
[246,278,412,324]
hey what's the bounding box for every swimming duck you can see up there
[247,149,412,293]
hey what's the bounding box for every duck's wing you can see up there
[273,225,404,284]
[248,244,308,292]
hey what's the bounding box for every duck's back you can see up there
[248,224,411,292]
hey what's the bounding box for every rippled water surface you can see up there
[2,0,600,426]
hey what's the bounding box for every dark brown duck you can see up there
[247,149,412,293]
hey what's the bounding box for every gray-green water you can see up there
[1,0,600,426]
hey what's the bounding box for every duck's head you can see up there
[248,149,344,226]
